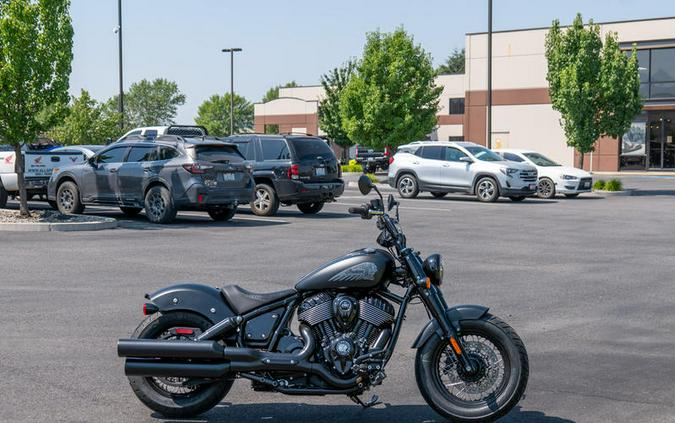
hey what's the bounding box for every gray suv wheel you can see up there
[144,186,177,224]
[57,181,85,214]
[475,177,499,202]
[397,174,419,199]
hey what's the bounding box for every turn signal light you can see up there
[142,303,159,316]
[425,277,431,289]
[450,337,462,355]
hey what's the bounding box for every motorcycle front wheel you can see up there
[415,314,528,422]
[127,311,234,417]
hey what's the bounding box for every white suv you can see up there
[388,141,538,202]
[494,149,593,199]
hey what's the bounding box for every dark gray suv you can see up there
[47,136,254,223]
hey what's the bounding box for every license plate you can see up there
[584,182,591,188]
[315,167,326,176]
[221,173,235,182]
[529,184,537,190]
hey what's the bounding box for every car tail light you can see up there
[182,163,214,174]
[288,164,300,180]
[143,302,158,315]
[388,155,395,165]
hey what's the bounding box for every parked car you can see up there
[494,149,593,199]
[48,136,254,223]
[116,125,208,142]
[388,141,538,202]
[51,145,105,160]
[0,147,85,208]
[352,144,391,173]
[225,134,344,216]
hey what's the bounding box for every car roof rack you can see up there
[166,125,208,137]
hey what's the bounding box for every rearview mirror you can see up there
[459,156,473,163]
[358,174,373,195]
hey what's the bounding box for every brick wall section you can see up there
[574,137,620,171]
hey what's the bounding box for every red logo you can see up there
[3,154,13,165]
[34,156,42,164]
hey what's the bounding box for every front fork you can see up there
[419,284,477,374]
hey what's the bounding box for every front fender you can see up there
[146,283,234,324]
[411,304,489,349]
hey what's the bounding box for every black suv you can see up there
[225,134,344,216]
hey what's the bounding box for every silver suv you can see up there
[387,141,538,202]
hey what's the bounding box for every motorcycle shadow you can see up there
[155,404,575,423]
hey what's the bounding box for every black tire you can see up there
[56,181,85,214]
[208,206,236,221]
[0,182,7,208]
[537,178,556,199]
[415,314,529,423]
[564,193,580,198]
[120,207,142,217]
[475,177,500,202]
[144,185,177,224]
[509,196,526,202]
[431,192,447,199]
[297,202,324,214]
[250,183,279,216]
[397,174,419,199]
[127,311,234,418]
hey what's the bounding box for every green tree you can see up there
[194,93,253,136]
[318,59,356,159]
[437,48,465,74]
[340,28,442,149]
[48,90,121,145]
[545,14,642,169]
[0,0,73,216]
[262,81,298,103]
[108,78,186,129]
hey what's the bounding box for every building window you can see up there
[630,47,675,99]
[448,136,464,141]
[448,98,465,115]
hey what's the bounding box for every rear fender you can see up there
[146,283,234,324]
[411,304,489,349]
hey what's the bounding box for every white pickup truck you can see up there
[0,148,86,207]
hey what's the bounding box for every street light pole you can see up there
[487,0,493,148]
[117,0,124,130]
[222,48,242,135]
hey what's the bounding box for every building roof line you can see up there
[466,15,675,36]
[254,96,319,105]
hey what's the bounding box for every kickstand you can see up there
[349,394,381,409]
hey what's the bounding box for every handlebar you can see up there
[348,205,370,219]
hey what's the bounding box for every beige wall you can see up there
[436,124,463,140]
[492,104,574,166]
[436,74,465,114]
[254,97,318,116]
[278,86,325,102]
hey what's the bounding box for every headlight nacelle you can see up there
[423,254,444,286]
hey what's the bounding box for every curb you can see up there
[0,218,118,232]
[593,189,634,197]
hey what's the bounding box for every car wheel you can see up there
[537,178,556,199]
[56,181,85,214]
[250,183,279,216]
[564,193,580,198]
[475,177,500,202]
[509,196,526,202]
[397,174,419,199]
[430,192,447,199]
[297,202,324,214]
[120,207,142,217]
[208,207,236,221]
[0,182,7,208]
[144,186,177,224]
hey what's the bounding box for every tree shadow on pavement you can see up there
[155,403,575,423]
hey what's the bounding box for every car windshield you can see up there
[523,152,560,167]
[464,146,503,162]
[288,138,334,161]
[193,145,244,163]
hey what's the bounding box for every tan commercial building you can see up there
[254,16,675,171]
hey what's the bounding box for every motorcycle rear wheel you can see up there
[127,311,234,417]
[415,314,528,422]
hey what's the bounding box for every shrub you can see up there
[366,173,379,184]
[341,161,363,173]
[592,180,606,190]
[604,178,623,191]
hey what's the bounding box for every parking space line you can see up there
[334,201,461,213]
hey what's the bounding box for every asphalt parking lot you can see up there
[2,184,675,423]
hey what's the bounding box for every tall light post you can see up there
[114,0,124,130]
[487,0,493,148]
[222,48,242,135]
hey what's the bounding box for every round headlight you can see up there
[423,254,443,286]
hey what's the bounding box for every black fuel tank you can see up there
[295,248,395,291]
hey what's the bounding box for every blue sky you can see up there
[69,0,672,124]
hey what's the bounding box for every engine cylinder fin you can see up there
[358,299,395,327]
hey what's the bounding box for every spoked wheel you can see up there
[416,314,528,422]
[397,174,419,199]
[127,312,233,417]
[537,178,556,199]
[250,184,279,216]
[475,177,499,203]
[144,186,177,224]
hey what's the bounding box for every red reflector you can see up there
[197,194,204,203]
[175,328,194,335]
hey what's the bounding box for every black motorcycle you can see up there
[118,175,529,422]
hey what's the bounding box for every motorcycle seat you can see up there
[221,285,296,315]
